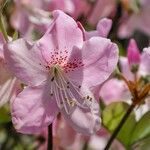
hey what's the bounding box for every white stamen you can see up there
[50,66,92,114]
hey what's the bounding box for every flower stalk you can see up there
[47,124,53,150]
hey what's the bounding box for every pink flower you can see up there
[5,10,118,134]
[120,46,150,80]
[127,39,141,67]
[0,33,18,107]
[119,47,150,120]
[11,0,51,37]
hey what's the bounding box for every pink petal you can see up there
[48,0,75,14]
[12,83,59,134]
[10,7,30,35]
[38,10,83,63]
[140,47,150,75]
[100,79,128,105]
[61,98,100,135]
[67,37,118,88]
[82,37,118,87]
[0,77,17,107]
[4,38,48,86]
[0,32,5,57]
[85,18,112,40]
[97,18,112,38]
[119,57,134,80]
[88,0,116,25]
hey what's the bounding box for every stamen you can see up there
[50,65,92,115]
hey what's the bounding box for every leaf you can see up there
[130,111,150,145]
[0,107,11,124]
[102,102,136,147]
[0,13,8,41]
[131,136,150,150]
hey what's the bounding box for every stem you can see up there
[104,103,136,150]
[47,124,53,150]
[0,13,8,41]
[82,141,88,150]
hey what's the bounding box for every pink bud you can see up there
[127,39,141,66]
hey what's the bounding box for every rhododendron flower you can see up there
[5,10,118,134]
[0,33,18,107]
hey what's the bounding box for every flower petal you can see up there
[11,83,59,134]
[82,37,118,87]
[85,18,112,40]
[67,37,118,88]
[97,18,112,38]
[4,38,48,86]
[119,56,134,80]
[61,99,100,135]
[37,10,83,63]
[0,77,17,107]
[140,47,150,76]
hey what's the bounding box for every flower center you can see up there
[49,65,93,114]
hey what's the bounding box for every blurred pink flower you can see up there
[11,0,51,37]
[47,0,74,14]
[120,46,150,80]
[11,0,91,38]
[100,79,129,105]
[118,0,150,38]
[71,0,91,19]
[5,10,119,134]
[0,33,19,107]
[88,0,116,25]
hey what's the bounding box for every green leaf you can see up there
[0,13,8,41]
[12,30,19,40]
[130,111,150,145]
[0,107,11,124]
[102,102,136,147]
[131,136,150,150]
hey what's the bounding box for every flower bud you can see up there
[127,39,141,73]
